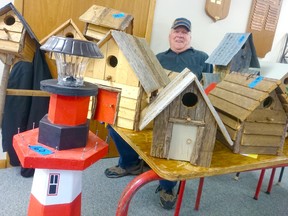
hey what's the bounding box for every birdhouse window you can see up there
[182,92,198,108]
[262,96,273,108]
[107,55,118,68]
[65,32,75,38]
[4,15,15,26]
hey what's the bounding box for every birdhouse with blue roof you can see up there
[205,33,260,80]
[0,3,39,63]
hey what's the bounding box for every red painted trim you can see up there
[28,193,81,216]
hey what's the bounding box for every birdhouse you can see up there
[40,19,88,77]
[40,19,86,45]
[79,5,133,42]
[85,30,170,130]
[208,72,288,155]
[205,33,260,81]
[139,69,232,167]
[0,3,39,63]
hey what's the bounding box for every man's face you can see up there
[169,26,191,53]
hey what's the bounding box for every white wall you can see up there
[150,0,288,63]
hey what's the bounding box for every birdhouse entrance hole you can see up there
[4,15,15,26]
[263,96,273,108]
[284,77,288,85]
[108,55,118,67]
[182,92,198,107]
[65,32,75,38]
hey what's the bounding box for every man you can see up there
[105,17,213,210]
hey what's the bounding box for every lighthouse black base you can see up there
[38,115,89,150]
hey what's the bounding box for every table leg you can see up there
[174,180,186,216]
[254,169,266,200]
[266,168,276,194]
[116,169,162,216]
[194,177,205,211]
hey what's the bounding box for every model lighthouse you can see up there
[13,36,108,216]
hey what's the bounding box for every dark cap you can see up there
[171,18,191,32]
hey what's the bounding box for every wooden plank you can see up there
[0,40,20,54]
[241,134,282,147]
[209,94,251,121]
[238,145,279,155]
[209,87,260,111]
[0,30,22,42]
[169,118,205,126]
[216,80,269,101]
[117,107,136,121]
[218,112,241,130]
[119,97,137,110]
[190,126,205,165]
[224,73,280,92]
[6,89,50,97]
[243,122,285,136]
[116,117,134,130]
[151,107,170,158]
[246,109,287,124]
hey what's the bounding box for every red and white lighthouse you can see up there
[13,36,107,216]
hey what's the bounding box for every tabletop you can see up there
[113,126,288,181]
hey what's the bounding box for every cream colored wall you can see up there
[150,0,288,63]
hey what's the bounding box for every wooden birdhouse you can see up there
[0,3,39,63]
[85,30,170,130]
[40,19,88,78]
[139,69,233,167]
[79,5,133,42]
[205,33,260,81]
[40,19,86,44]
[208,72,288,155]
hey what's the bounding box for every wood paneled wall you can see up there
[14,0,156,43]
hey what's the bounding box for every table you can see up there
[114,127,288,216]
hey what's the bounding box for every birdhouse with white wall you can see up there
[79,5,133,42]
[85,30,170,130]
[208,72,288,155]
[0,3,38,63]
[139,69,232,167]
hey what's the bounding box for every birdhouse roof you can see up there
[139,68,233,146]
[0,3,38,43]
[208,72,287,122]
[98,30,170,94]
[40,19,86,44]
[79,5,133,30]
[205,33,259,68]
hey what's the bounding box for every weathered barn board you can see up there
[79,5,133,41]
[84,31,168,130]
[209,87,260,111]
[140,69,232,167]
[208,94,251,121]
[209,72,288,155]
[216,81,269,101]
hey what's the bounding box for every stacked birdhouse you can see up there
[79,5,134,42]
[208,72,288,155]
[84,30,170,130]
[139,69,232,167]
